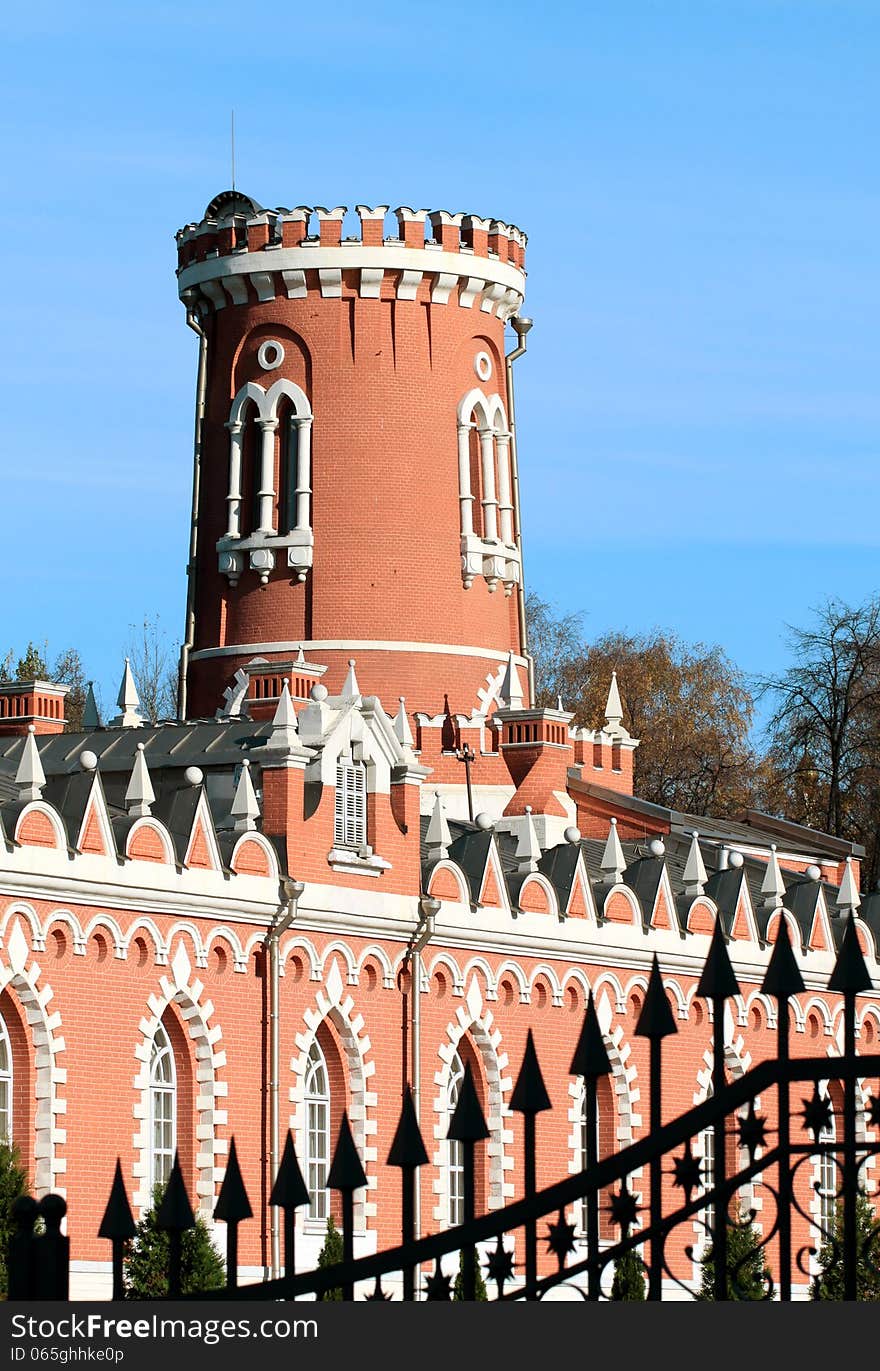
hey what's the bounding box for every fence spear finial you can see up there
[828,913,872,995]
[697,917,740,1002]
[214,1137,253,1224]
[98,1160,136,1241]
[156,1152,195,1232]
[327,1112,368,1192]
[448,1061,490,1142]
[387,1087,429,1168]
[570,991,612,1077]
[761,915,804,999]
[635,954,677,1039]
[270,1131,310,1210]
[510,1029,552,1115]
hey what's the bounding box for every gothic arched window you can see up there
[149,1023,176,1193]
[448,1049,466,1226]
[305,1040,331,1220]
[0,1014,12,1145]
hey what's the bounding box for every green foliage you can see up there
[810,1194,880,1301]
[699,1209,772,1300]
[0,1142,31,1298]
[610,1247,646,1300]
[452,1247,488,1301]
[0,642,90,730]
[123,1184,224,1298]
[316,1215,344,1300]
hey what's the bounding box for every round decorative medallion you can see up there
[257,339,285,371]
[474,351,492,382]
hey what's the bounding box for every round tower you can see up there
[176,193,531,721]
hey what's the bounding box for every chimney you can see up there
[0,680,69,736]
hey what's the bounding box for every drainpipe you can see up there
[266,876,304,1278]
[505,316,534,702]
[178,294,208,722]
[410,896,438,1296]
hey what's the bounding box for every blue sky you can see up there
[2,1,878,732]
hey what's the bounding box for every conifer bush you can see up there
[124,1184,224,1298]
[810,1194,880,1301]
[0,1142,30,1298]
[317,1215,344,1300]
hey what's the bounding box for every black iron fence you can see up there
[8,917,880,1301]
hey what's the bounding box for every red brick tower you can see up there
[176,193,532,722]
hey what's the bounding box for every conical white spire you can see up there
[112,658,143,728]
[82,682,101,730]
[499,651,525,710]
[515,805,541,874]
[425,791,452,861]
[295,644,306,666]
[837,855,861,914]
[683,830,708,896]
[341,658,360,700]
[393,697,415,749]
[230,758,260,832]
[15,726,46,801]
[604,672,623,731]
[268,681,299,751]
[761,843,787,910]
[125,742,155,817]
[600,816,627,885]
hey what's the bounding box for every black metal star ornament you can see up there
[800,1086,833,1142]
[608,1183,640,1236]
[737,1100,768,1162]
[868,1094,880,1130]
[423,1261,453,1300]
[485,1235,516,1294]
[545,1208,578,1266]
[364,1276,392,1301]
[671,1141,703,1203]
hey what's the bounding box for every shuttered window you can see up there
[335,757,366,848]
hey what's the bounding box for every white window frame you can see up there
[700,1085,716,1238]
[0,1014,12,1145]
[448,1049,466,1227]
[305,1040,331,1222]
[334,754,367,851]
[148,1023,176,1195]
[817,1099,837,1238]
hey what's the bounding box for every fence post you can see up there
[269,1131,309,1299]
[635,953,678,1301]
[762,917,804,1301]
[447,1062,489,1300]
[828,913,872,1301]
[510,1029,551,1300]
[7,1195,40,1300]
[697,920,740,1301]
[98,1160,137,1301]
[327,1111,367,1301]
[388,1087,429,1301]
[571,993,613,1300]
[214,1137,253,1292]
[34,1195,69,1300]
[157,1153,196,1298]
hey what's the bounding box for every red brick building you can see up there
[0,192,877,1298]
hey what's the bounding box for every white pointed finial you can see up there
[393,697,415,749]
[295,644,306,666]
[230,758,260,832]
[499,651,524,710]
[341,658,360,699]
[761,843,787,910]
[515,805,541,874]
[837,856,861,914]
[113,658,144,728]
[683,830,708,897]
[600,815,627,885]
[425,791,452,861]
[125,742,155,817]
[15,725,46,801]
[604,671,623,731]
[267,681,299,751]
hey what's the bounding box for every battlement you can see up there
[176,194,527,319]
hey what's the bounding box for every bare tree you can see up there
[526,593,587,704]
[125,616,177,724]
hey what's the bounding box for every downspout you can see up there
[266,876,304,1279]
[178,293,208,722]
[504,315,534,702]
[410,896,437,1298]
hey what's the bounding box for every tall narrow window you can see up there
[305,1040,330,1221]
[578,1086,601,1235]
[448,1050,465,1226]
[0,1015,11,1145]
[701,1086,715,1235]
[279,412,300,535]
[818,1101,837,1236]
[335,756,366,849]
[149,1023,176,1193]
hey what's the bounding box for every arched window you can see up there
[149,1023,176,1193]
[448,1049,466,1226]
[578,1073,615,1239]
[305,1040,331,1220]
[700,1086,716,1234]
[334,755,367,850]
[456,389,520,594]
[0,1014,12,1144]
[817,1097,837,1236]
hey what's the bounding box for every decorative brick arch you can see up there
[290,957,376,1231]
[0,918,66,1196]
[567,1021,640,1198]
[432,974,513,1223]
[131,941,226,1216]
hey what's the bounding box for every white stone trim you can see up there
[190,639,530,665]
[0,935,66,1196]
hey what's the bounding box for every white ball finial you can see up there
[79,750,98,772]
[649,838,666,858]
[564,825,582,845]
[185,766,203,787]
[728,850,744,869]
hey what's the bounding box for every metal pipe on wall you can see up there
[410,897,437,1299]
[266,877,303,1279]
[178,296,208,723]
[504,315,534,702]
